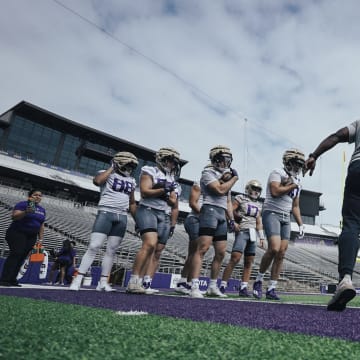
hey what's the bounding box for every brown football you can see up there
[220,172,233,183]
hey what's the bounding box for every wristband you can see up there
[257,230,265,240]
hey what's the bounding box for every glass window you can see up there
[7,116,61,163]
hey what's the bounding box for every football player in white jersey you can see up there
[70,151,138,292]
[304,121,360,311]
[127,147,181,294]
[253,149,305,301]
[189,145,238,298]
[220,180,265,296]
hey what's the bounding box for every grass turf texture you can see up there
[1,296,360,360]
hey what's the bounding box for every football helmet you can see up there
[283,148,305,177]
[112,151,139,176]
[155,147,181,177]
[245,179,262,200]
[209,145,233,171]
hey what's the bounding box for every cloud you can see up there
[0,0,359,225]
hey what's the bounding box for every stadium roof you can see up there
[0,100,188,166]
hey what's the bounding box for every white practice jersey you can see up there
[262,168,301,214]
[234,194,262,230]
[200,166,230,210]
[348,119,360,163]
[139,165,179,211]
[97,170,136,214]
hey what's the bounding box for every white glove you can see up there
[298,225,305,239]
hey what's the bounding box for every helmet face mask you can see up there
[209,145,233,171]
[112,152,139,176]
[283,149,305,177]
[120,162,138,177]
[245,180,262,200]
[156,147,181,177]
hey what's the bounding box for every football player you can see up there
[70,151,138,292]
[304,122,360,311]
[253,149,305,300]
[220,180,265,296]
[175,180,202,295]
[127,147,182,294]
[189,145,238,298]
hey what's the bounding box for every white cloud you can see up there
[1,0,359,225]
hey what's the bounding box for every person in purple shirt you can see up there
[0,189,46,286]
[47,239,77,285]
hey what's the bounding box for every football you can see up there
[220,171,233,183]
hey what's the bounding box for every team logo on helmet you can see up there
[209,145,233,171]
[283,148,305,177]
[245,179,262,200]
[112,151,138,176]
[156,147,181,177]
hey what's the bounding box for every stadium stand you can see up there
[1,101,358,293]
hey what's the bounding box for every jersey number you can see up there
[246,204,259,217]
[112,179,133,195]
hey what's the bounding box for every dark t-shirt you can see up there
[9,201,46,234]
[57,248,76,265]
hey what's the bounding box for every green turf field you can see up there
[1,295,359,360]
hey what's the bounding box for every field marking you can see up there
[116,310,148,316]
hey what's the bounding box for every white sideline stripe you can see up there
[17,284,94,291]
[116,311,148,316]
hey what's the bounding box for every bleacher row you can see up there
[1,184,359,291]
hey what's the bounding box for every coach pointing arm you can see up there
[304,127,349,176]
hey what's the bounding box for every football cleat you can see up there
[238,287,251,297]
[69,275,83,291]
[206,286,227,298]
[175,282,191,295]
[96,281,116,292]
[190,287,204,298]
[253,280,262,299]
[143,281,159,294]
[265,288,280,301]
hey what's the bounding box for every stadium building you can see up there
[0,100,354,292]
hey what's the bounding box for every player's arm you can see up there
[305,127,349,176]
[231,198,241,232]
[93,167,113,186]
[292,196,303,227]
[225,193,237,232]
[170,199,179,227]
[168,199,179,238]
[166,190,178,207]
[256,212,265,248]
[207,176,238,196]
[140,173,167,198]
[129,190,137,220]
[269,180,298,197]
[189,184,201,214]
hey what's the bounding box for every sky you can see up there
[1,0,360,227]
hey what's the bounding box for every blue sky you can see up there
[1,0,360,226]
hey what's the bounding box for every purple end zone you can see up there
[1,287,360,341]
